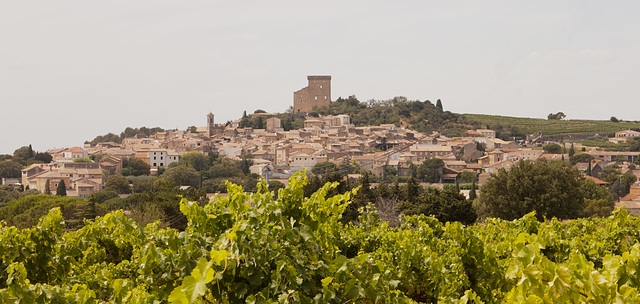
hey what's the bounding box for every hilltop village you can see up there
[4,76,640,211]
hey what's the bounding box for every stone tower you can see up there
[207,112,214,137]
[293,75,331,113]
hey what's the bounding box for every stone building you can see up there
[293,75,331,113]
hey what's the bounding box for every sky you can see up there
[1,1,639,154]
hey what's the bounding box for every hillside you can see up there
[464,114,640,140]
[314,96,472,137]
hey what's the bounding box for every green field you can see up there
[464,114,640,136]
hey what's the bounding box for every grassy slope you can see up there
[463,114,640,136]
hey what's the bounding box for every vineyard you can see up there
[3,173,640,303]
[464,114,640,137]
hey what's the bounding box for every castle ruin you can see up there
[293,75,331,113]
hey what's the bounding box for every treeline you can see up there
[2,151,626,231]
[307,158,618,225]
[85,126,165,146]
[0,178,205,231]
[0,145,53,188]
[312,95,474,137]
[237,109,304,131]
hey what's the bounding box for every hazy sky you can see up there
[2,1,639,154]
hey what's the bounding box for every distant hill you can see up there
[464,114,640,140]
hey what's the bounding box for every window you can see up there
[153,163,157,166]
[160,156,163,160]
[315,96,318,101]
[320,85,322,89]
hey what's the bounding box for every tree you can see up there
[599,166,622,184]
[12,146,33,164]
[44,181,51,195]
[580,178,614,217]
[416,158,444,183]
[403,177,421,202]
[34,152,53,163]
[0,160,22,179]
[180,152,211,172]
[88,190,119,204]
[400,188,476,225]
[478,159,584,221]
[268,180,286,197]
[630,137,640,152]
[610,180,626,201]
[459,171,477,183]
[614,155,627,164]
[105,175,132,194]
[27,144,34,159]
[207,158,243,179]
[56,180,67,196]
[311,161,338,175]
[543,143,564,154]
[126,157,151,176]
[607,173,638,200]
[547,112,566,120]
[435,99,443,112]
[568,144,575,157]
[161,166,199,187]
[610,116,619,123]
[570,153,594,165]
[469,182,477,200]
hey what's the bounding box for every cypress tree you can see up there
[436,99,443,112]
[469,182,477,200]
[44,181,51,195]
[569,144,575,157]
[56,180,67,196]
[587,161,592,176]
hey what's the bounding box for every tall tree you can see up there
[27,144,34,159]
[568,144,575,157]
[181,152,211,172]
[469,182,477,200]
[161,166,199,187]
[543,143,564,154]
[34,152,53,163]
[400,188,476,225]
[478,159,584,221]
[416,158,444,183]
[126,157,151,176]
[105,175,132,194]
[435,99,443,112]
[0,160,23,179]
[56,180,67,196]
[44,181,51,195]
